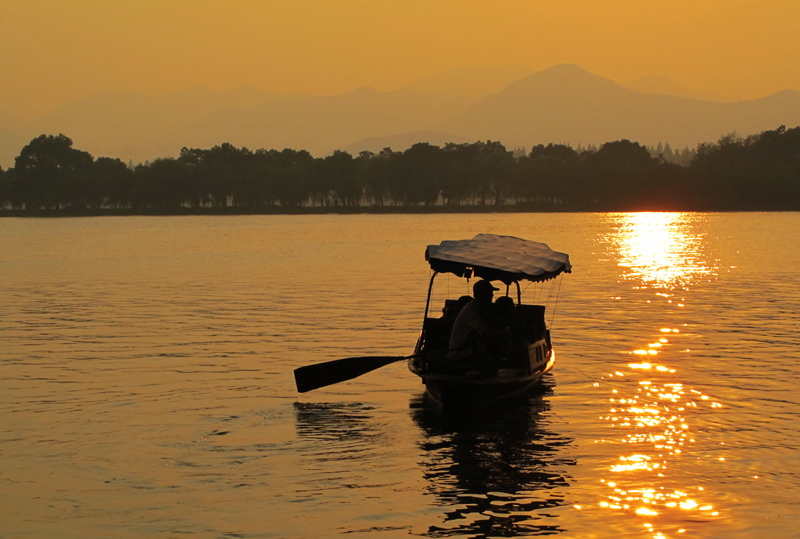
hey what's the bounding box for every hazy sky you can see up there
[3,0,799,117]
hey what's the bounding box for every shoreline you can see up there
[1,204,797,217]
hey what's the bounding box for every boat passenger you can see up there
[448,280,512,368]
[442,295,473,322]
[494,295,515,326]
[494,294,516,344]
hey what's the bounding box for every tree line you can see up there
[0,125,798,213]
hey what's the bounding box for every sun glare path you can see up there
[584,328,724,538]
[610,213,711,289]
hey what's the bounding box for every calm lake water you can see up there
[1,212,799,539]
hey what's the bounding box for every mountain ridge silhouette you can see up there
[1,64,798,168]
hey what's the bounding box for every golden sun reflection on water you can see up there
[610,213,712,288]
[584,328,725,538]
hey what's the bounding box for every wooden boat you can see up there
[407,234,571,407]
[292,234,570,404]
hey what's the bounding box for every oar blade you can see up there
[294,355,405,393]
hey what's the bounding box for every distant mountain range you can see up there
[1,64,799,168]
[623,74,731,102]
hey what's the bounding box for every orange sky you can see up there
[2,0,798,117]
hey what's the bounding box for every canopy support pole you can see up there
[423,271,438,321]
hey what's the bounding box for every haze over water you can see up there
[2,212,799,538]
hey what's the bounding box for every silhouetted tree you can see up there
[14,134,93,209]
[274,148,314,207]
[235,149,277,207]
[178,143,253,207]
[0,167,14,208]
[137,158,193,209]
[396,143,444,205]
[476,141,514,205]
[87,157,132,209]
[746,125,800,208]
[579,139,662,208]
[321,150,360,206]
[441,143,480,205]
[690,132,750,209]
[357,148,398,206]
[516,144,581,205]
[689,126,800,209]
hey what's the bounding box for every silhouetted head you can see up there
[495,295,515,320]
[473,279,499,303]
[456,295,472,312]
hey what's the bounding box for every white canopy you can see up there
[425,233,571,284]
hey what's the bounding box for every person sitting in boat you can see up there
[448,279,513,370]
[442,295,473,322]
[494,295,515,326]
[494,295,528,363]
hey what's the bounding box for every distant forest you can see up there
[0,125,798,214]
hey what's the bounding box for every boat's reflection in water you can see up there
[410,382,576,537]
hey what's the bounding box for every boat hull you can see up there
[410,340,556,408]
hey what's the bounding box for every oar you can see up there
[294,354,413,393]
